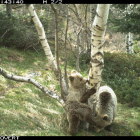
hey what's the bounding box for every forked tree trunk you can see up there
[87,4,110,122]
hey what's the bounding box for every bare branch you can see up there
[0,67,65,108]
[68,5,91,37]
[60,30,77,59]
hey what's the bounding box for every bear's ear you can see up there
[103,115,108,121]
[69,76,74,81]
[71,70,77,74]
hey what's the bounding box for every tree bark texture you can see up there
[88,4,110,91]
[26,4,57,73]
[88,4,110,122]
[128,32,133,54]
[126,32,133,54]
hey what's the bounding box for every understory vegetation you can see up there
[0,46,140,136]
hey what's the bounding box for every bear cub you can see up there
[65,70,96,135]
[91,86,117,132]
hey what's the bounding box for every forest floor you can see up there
[0,46,140,136]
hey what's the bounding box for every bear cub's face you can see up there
[93,111,110,132]
[69,70,88,88]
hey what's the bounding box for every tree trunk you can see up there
[76,28,82,72]
[26,4,57,72]
[128,32,133,54]
[64,5,69,89]
[26,4,68,100]
[88,4,110,90]
[6,4,12,18]
[126,32,133,54]
[90,4,95,51]
[50,5,59,71]
[87,4,110,129]
[126,33,129,53]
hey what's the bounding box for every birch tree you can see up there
[126,32,133,54]
[26,4,68,100]
[87,4,110,125]
[88,4,110,90]
[125,4,134,55]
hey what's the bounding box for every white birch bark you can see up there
[126,32,133,54]
[88,4,110,90]
[26,4,57,72]
[125,5,134,55]
[128,32,133,54]
[126,33,129,53]
[87,4,110,125]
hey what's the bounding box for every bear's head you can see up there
[68,70,88,88]
[93,110,111,132]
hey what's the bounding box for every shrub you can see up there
[0,12,50,50]
[102,52,140,107]
[67,51,90,72]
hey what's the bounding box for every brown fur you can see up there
[79,88,96,103]
[65,70,96,135]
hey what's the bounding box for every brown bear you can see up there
[65,70,96,135]
[88,86,117,132]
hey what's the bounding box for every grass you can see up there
[0,46,140,136]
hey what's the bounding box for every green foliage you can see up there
[0,11,50,49]
[109,4,140,35]
[67,52,90,73]
[133,40,140,55]
[1,46,140,136]
[102,52,140,107]
[0,12,38,49]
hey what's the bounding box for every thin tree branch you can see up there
[68,5,91,37]
[64,5,69,89]
[60,30,77,59]
[0,67,65,108]
[50,4,68,101]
